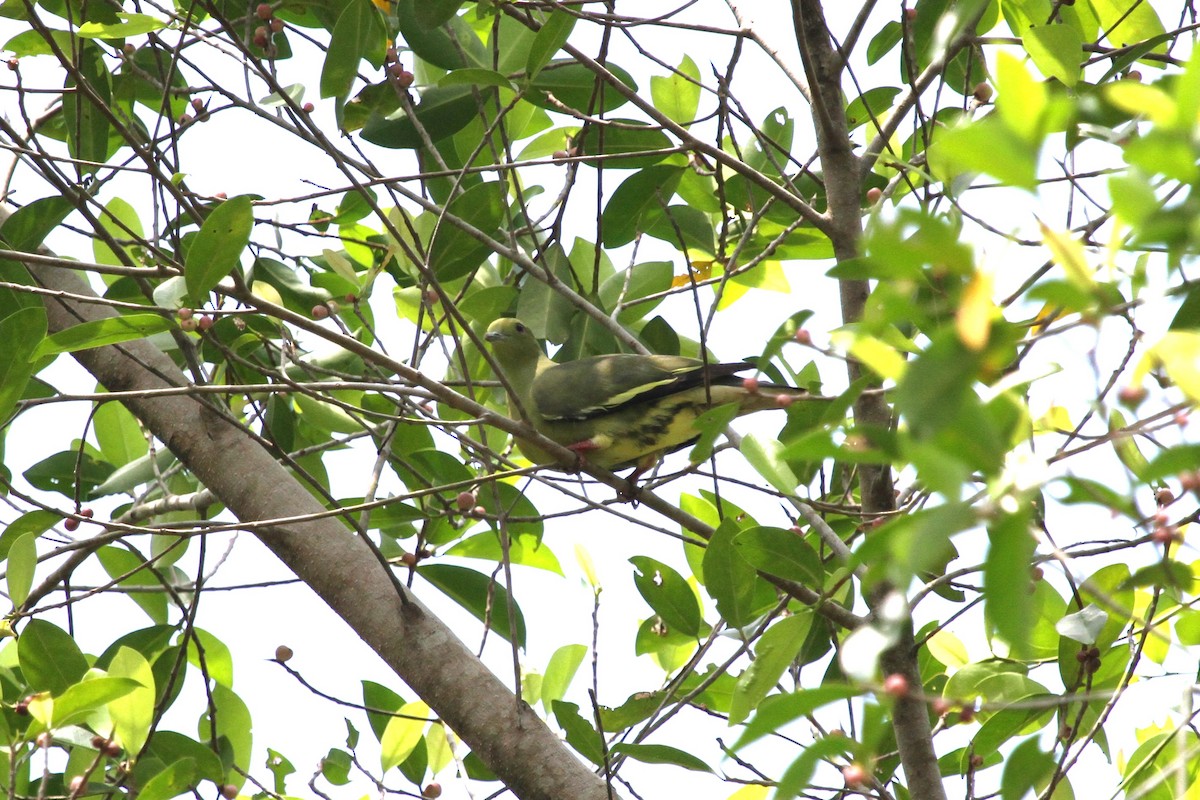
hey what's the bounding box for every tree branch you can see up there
[22,253,620,800]
[790,2,945,799]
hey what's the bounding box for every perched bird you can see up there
[484,317,810,480]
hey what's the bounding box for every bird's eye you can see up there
[515,323,526,333]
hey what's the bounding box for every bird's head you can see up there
[485,317,543,370]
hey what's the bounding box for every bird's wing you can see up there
[533,354,752,421]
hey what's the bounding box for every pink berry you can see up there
[882,673,909,698]
[866,187,882,204]
[255,3,272,19]
[311,304,329,320]
[1117,385,1147,408]
[842,764,869,787]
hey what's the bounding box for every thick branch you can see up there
[790,3,945,800]
[24,262,619,800]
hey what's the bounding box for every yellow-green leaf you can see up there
[108,647,155,755]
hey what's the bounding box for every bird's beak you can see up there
[485,331,503,342]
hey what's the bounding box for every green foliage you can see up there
[1,0,1199,798]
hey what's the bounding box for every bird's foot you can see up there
[617,455,659,504]
[565,439,600,473]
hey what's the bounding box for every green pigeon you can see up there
[484,317,810,477]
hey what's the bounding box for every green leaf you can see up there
[417,564,527,647]
[438,67,514,91]
[362,85,490,150]
[185,196,254,301]
[266,747,295,793]
[643,205,715,255]
[6,532,36,608]
[688,403,740,464]
[32,313,173,359]
[1,195,74,252]
[866,21,902,65]
[97,546,169,624]
[526,60,638,113]
[199,684,253,777]
[322,748,351,784]
[702,520,758,628]
[854,502,972,589]
[186,628,234,688]
[1144,444,1200,482]
[550,701,604,765]
[63,41,112,173]
[394,0,487,70]
[380,701,428,771]
[1091,0,1166,52]
[108,646,155,755]
[414,0,461,29]
[24,450,114,497]
[19,618,88,694]
[733,684,861,750]
[362,680,406,742]
[929,116,1038,190]
[428,181,507,280]
[52,676,142,727]
[845,86,900,132]
[597,260,673,322]
[1024,23,1082,87]
[600,165,685,248]
[650,55,700,126]
[526,11,575,78]
[0,308,47,423]
[630,556,702,638]
[728,612,812,725]
[135,758,198,800]
[0,511,57,561]
[1109,408,1150,481]
[575,122,674,169]
[1001,737,1056,800]
[733,526,823,586]
[91,447,176,498]
[76,12,165,39]
[446,532,561,574]
[320,0,383,99]
[984,509,1037,658]
[609,743,713,773]
[540,644,586,711]
[93,399,148,467]
[740,432,799,493]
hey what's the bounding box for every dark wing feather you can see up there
[533,354,754,421]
